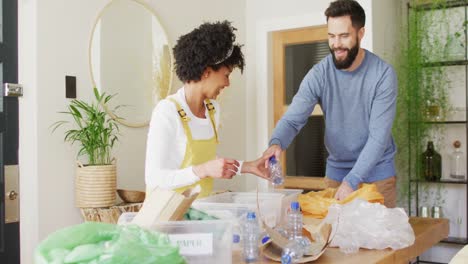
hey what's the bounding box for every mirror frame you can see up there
[88,0,174,128]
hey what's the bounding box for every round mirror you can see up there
[89,0,173,128]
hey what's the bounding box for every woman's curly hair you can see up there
[173,20,245,82]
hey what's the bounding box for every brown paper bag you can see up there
[131,185,200,227]
[258,201,332,263]
[261,221,331,263]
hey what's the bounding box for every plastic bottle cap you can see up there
[269,156,277,164]
[261,235,270,244]
[232,234,240,243]
[291,201,300,211]
[281,253,292,264]
[247,211,256,219]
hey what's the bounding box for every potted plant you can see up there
[53,88,120,208]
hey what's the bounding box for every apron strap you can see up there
[205,99,219,143]
[168,98,193,141]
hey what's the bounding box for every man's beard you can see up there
[330,42,359,70]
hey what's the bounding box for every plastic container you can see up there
[242,212,260,262]
[151,220,233,264]
[192,192,285,227]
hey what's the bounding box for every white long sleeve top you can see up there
[145,87,240,190]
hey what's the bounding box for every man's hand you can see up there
[241,156,271,180]
[334,181,353,201]
[262,144,282,168]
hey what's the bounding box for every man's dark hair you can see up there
[325,0,366,29]
[173,20,245,83]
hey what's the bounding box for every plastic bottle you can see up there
[281,237,312,264]
[232,233,241,251]
[287,201,303,240]
[231,222,242,251]
[242,212,260,263]
[269,156,284,186]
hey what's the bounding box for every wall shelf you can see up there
[410,179,468,184]
[409,0,468,11]
[422,60,468,68]
[441,236,468,245]
[424,121,467,125]
[408,2,468,263]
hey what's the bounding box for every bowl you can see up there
[117,189,146,203]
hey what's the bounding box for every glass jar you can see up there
[450,140,466,180]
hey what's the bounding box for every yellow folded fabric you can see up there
[298,183,385,219]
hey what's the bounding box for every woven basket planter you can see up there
[75,163,116,208]
[80,203,142,224]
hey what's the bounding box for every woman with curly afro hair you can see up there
[145,21,270,197]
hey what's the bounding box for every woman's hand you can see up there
[193,158,240,179]
[241,156,271,180]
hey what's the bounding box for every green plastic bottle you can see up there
[422,141,442,181]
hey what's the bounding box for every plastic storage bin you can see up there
[192,192,285,227]
[151,220,233,264]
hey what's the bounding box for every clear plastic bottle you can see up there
[287,201,303,240]
[274,226,289,238]
[232,233,241,251]
[242,212,259,263]
[450,140,466,180]
[281,237,312,264]
[269,156,284,186]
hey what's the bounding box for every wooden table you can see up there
[233,217,449,263]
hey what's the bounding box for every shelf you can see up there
[440,236,468,245]
[424,120,467,124]
[422,60,468,68]
[418,260,448,264]
[410,0,468,11]
[417,260,447,264]
[410,179,468,184]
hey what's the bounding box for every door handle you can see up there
[4,165,19,223]
[4,83,23,97]
[7,190,18,200]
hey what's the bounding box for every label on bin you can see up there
[168,233,213,256]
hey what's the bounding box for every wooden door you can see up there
[272,26,329,191]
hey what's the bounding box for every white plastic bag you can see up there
[324,199,415,253]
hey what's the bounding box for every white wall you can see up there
[372,0,400,64]
[18,0,246,262]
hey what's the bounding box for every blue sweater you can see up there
[270,49,397,190]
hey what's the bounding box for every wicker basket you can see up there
[75,163,116,208]
[80,203,142,224]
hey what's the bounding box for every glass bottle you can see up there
[450,140,466,180]
[421,141,442,181]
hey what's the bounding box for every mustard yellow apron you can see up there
[168,97,219,198]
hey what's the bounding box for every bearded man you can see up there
[263,0,398,207]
